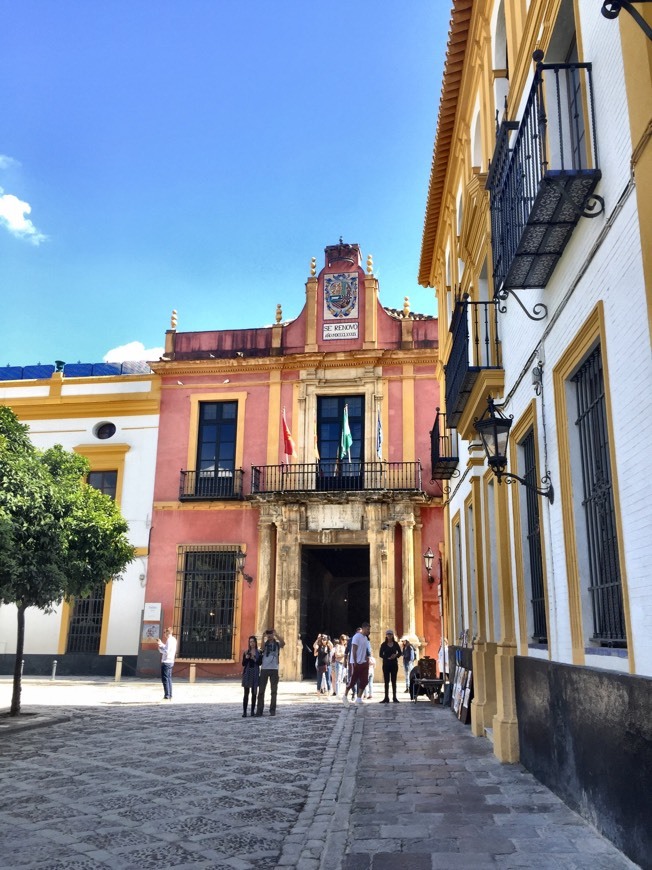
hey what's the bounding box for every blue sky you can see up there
[0,1,449,366]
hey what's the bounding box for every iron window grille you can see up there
[174,545,238,659]
[572,347,625,646]
[67,470,118,653]
[521,429,547,642]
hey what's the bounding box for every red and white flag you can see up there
[282,407,296,464]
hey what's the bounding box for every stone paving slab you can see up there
[0,677,642,869]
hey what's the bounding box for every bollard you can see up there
[51,659,57,681]
[189,662,196,683]
[115,655,123,682]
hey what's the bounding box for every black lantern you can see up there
[423,547,435,583]
[235,550,254,586]
[474,397,554,503]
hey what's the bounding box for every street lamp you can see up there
[235,550,254,586]
[423,547,435,584]
[474,397,554,503]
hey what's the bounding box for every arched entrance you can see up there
[300,545,369,679]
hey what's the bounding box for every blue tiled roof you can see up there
[0,361,153,381]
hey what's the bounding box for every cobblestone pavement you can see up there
[0,678,640,870]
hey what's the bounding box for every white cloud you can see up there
[0,154,20,170]
[0,188,47,245]
[103,341,165,362]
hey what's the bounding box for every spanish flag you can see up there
[282,407,296,464]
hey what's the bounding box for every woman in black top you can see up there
[379,629,401,703]
[241,635,262,717]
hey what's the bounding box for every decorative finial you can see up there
[275,304,282,323]
[170,309,178,329]
[310,257,316,276]
[403,296,410,317]
[366,254,373,275]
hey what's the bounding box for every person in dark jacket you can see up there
[241,635,262,717]
[379,629,401,703]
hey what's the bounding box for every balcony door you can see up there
[317,395,364,490]
[196,401,237,497]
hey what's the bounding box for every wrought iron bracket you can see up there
[495,470,554,503]
[547,178,605,219]
[494,287,548,321]
[602,1,652,41]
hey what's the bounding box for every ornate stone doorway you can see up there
[299,546,369,679]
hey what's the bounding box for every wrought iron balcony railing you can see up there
[251,461,423,495]
[445,296,502,428]
[487,54,603,294]
[179,468,244,500]
[430,409,459,480]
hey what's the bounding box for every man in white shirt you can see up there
[157,627,177,700]
[345,622,371,705]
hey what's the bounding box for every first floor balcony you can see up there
[179,468,245,500]
[250,460,423,495]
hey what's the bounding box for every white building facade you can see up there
[0,363,160,676]
[419,1,652,865]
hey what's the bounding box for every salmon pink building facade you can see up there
[140,242,445,680]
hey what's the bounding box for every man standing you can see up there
[255,628,285,717]
[157,627,177,700]
[345,622,370,705]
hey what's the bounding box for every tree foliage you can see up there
[0,406,135,714]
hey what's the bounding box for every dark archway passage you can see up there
[299,546,369,679]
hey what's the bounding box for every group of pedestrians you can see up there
[156,623,417,715]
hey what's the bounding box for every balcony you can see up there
[430,409,459,480]
[179,469,244,500]
[444,297,502,429]
[487,57,602,293]
[251,461,423,495]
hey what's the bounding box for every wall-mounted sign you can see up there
[143,602,161,621]
[323,322,359,340]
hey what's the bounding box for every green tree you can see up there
[0,406,134,715]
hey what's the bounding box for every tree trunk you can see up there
[10,603,27,716]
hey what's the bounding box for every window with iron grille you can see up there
[572,346,625,645]
[520,429,547,642]
[67,470,118,653]
[175,546,238,659]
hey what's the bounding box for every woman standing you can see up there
[241,635,262,717]
[330,635,346,697]
[314,634,333,694]
[379,629,401,703]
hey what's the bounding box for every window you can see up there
[94,422,116,440]
[572,347,625,645]
[87,470,118,500]
[175,546,238,659]
[195,401,237,497]
[316,395,364,490]
[67,470,118,654]
[520,429,547,642]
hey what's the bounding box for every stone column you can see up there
[274,508,302,681]
[255,518,276,638]
[400,517,416,638]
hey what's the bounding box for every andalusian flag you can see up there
[282,407,296,464]
[340,404,352,461]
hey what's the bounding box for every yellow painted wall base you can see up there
[491,642,520,762]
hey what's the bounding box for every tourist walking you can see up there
[345,622,370,705]
[379,629,401,703]
[331,635,346,697]
[255,628,285,717]
[365,652,376,699]
[401,638,416,692]
[157,627,177,700]
[241,635,262,717]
